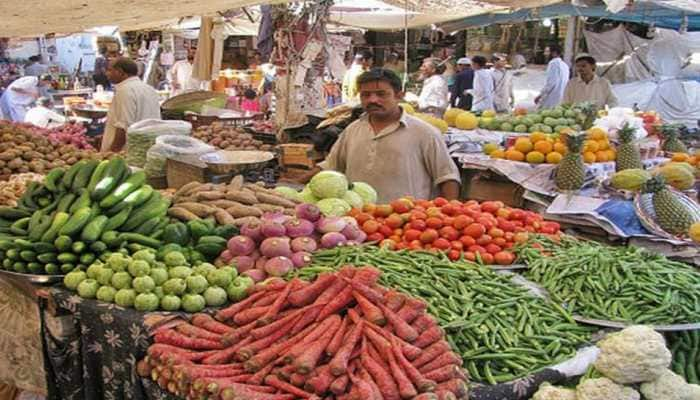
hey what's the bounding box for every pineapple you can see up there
[661,124,688,153]
[556,133,586,191]
[642,175,698,235]
[616,123,643,172]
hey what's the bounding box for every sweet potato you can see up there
[207,199,240,209]
[227,203,264,218]
[229,175,244,191]
[232,216,261,227]
[255,192,297,208]
[197,191,226,201]
[178,202,217,217]
[215,209,236,225]
[167,207,200,221]
[226,190,259,205]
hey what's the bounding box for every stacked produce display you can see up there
[0,120,95,150]
[192,124,275,152]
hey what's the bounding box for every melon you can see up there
[657,163,695,191]
[443,108,462,127]
[455,112,479,130]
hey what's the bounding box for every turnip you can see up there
[320,232,347,249]
[242,269,267,283]
[284,218,315,238]
[295,203,321,222]
[264,256,294,277]
[241,222,263,243]
[220,250,234,263]
[227,236,256,256]
[260,220,286,238]
[255,257,268,271]
[233,256,255,273]
[316,217,347,233]
[291,252,312,268]
[341,223,366,242]
[291,236,318,253]
[261,212,291,225]
[260,237,292,258]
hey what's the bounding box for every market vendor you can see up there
[563,54,618,109]
[169,47,199,96]
[304,68,460,203]
[102,57,161,152]
[535,45,569,109]
[450,57,474,110]
[417,58,449,117]
[0,74,52,122]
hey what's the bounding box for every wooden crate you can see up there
[278,143,318,170]
[465,174,525,207]
[166,155,207,190]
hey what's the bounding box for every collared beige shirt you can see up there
[102,77,161,152]
[563,75,618,109]
[319,111,461,203]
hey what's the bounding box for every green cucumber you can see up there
[28,210,43,233]
[59,264,75,274]
[44,168,65,192]
[37,253,57,263]
[71,241,87,254]
[104,206,132,232]
[58,207,92,236]
[80,215,109,243]
[19,250,37,262]
[6,248,19,260]
[119,233,162,249]
[100,171,146,208]
[56,193,77,213]
[79,253,96,265]
[90,241,108,253]
[0,207,31,220]
[12,261,27,273]
[69,189,91,213]
[87,160,110,193]
[0,239,14,251]
[29,214,53,242]
[41,212,71,243]
[57,253,78,264]
[106,185,153,216]
[61,160,86,189]
[101,231,124,248]
[54,235,73,252]
[72,159,99,191]
[27,262,42,274]
[10,217,31,236]
[13,239,33,251]
[32,242,56,253]
[91,158,127,201]
[134,216,162,236]
[45,263,59,275]
[121,195,170,232]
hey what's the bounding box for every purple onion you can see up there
[291,236,318,253]
[341,223,366,242]
[261,220,286,238]
[320,232,347,249]
[227,235,256,256]
[295,203,321,222]
[260,237,292,258]
[284,218,315,238]
[291,252,312,268]
[243,269,267,283]
[317,217,348,234]
[241,222,263,243]
[264,256,294,277]
[261,212,291,225]
[234,256,256,273]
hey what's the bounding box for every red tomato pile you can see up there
[348,197,561,265]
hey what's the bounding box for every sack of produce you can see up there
[126,119,191,168]
[145,135,214,178]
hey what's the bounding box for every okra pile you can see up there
[521,236,700,325]
[296,246,593,384]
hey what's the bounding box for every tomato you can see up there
[442,216,455,227]
[375,205,394,218]
[524,225,536,233]
[465,208,482,219]
[433,238,451,250]
[509,209,526,221]
[447,250,461,261]
[362,220,380,234]
[493,237,507,248]
[355,212,373,226]
[539,225,557,235]
[441,204,459,216]
[433,197,449,207]
[480,253,495,265]
[379,225,394,237]
[464,223,486,239]
[380,239,397,250]
[476,216,495,231]
[476,234,493,246]
[393,228,404,236]
[504,232,514,241]
[485,243,502,254]
[439,226,459,241]
[450,241,464,251]
[390,198,414,214]
[494,251,515,265]
[464,251,476,262]
[410,211,428,222]
[347,208,361,217]
[419,229,439,244]
[426,207,443,218]
[468,244,487,254]
[409,219,427,231]
[480,201,503,215]
[459,235,476,247]
[363,203,377,214]
[395,242,408,250]
[503,242,514,249]
[488,227,505,238]
[524,217,541,229]
[408,240,423,250]
[415,200,433,209]
[385,214,404,229]
[497,218,517,232]
[388,235,402,243]
[403,229,422,242]
[539,221,561,234]
[426,217,444,230]
[496,208,511,219]
[453,215,472,230]
[367,232,385,242]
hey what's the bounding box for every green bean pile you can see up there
[294,245,593,384]
[667,330,700,384]
[520,237,700,325]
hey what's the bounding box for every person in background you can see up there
[259,81,275,116]
[24,97,65,128]
[93,47,112,90]
[102,57,161,152]
[491,53,514,113]
[323,75,342,108]
[249,51,263,70]
[451,57,474,110]
[417,58,449,117]
[384,52,405,76]
[0,75,52,122]
[535,44,569,109]
[470,56,494,112]
[342,50,373,104]
[24,55,48,77]
[241,88,261,113]
[443,59,457,94]
[511,53,527,70]
[304,68,460,202]
[563,54,617,109]
[169,47,199,96]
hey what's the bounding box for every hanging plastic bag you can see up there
[144,135,215,178]
[126,119,191,168]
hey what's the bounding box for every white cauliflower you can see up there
[532,382,577,400]
[687,384,700,400]
[594,325,671,384]
[576,377,640,400]
[640,369,692,400]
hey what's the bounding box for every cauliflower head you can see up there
[594,325,671,384]
[576,377,640,400]
[640,369,692,400]
[532,382,577,400]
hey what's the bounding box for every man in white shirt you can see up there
[169,48,199,96]
[102,58,161,152]
[535,45,570,109]
[563,54,618,109]
[491,53,514,113]
[417,58,449,117]
[24,97,66,128]
[470,56,495,112]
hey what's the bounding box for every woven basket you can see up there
[634,190,700,242]
[161,91,227,111]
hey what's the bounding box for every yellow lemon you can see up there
[553,142,568,155]
[584,140,600,153]
[514,138,534,153]
[546,152,563,164]
[526,151,545,164]
[597,139,610,151]
[595,151,609,163]
[490,149,506,159]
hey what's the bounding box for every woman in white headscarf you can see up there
[0,76,48,122]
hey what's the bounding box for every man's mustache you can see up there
[366,104,383,110]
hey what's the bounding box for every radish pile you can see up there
[138,267,468,400]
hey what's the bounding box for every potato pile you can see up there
[169,175,300,226]
[0,173,44,207]
[192,124,274,152]
[0,125,117,180]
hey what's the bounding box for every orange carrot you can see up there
[291,304,324,335]
[234,305,271,326]
[155,329,224,350]
[258,282,292,325]
[245,322,318,372]
[384,290,406,311]
[251,278,287,292]
[191,313,235,334]
[343,277,384,304]
[386,346,417,399]
[389,336,436,393]
[352,290,386,325]
[418,352,463,374]
[358,367,382,400]
[216,291,266,321]
[329,374,350,395]
[223,320,259,346]
[316,284,354,321]
[147,343,205,362]
[251,307,305,339]
[294,315,342,374]
[290,372,307,387]
[253,290,282,308]
[413,326,445,349]
[176,322,223,342]
[354,266,381,284]
[377,304,418,342]
[411,341,451,368]
[361,344,400,400]
[350,311,421,361]
[248,361,275,385]
[423,365,462,383]
[305,365,334,395]
[288,273,337,307]
[220,385,294,400]
[314,278,347,306]
[237,314,301,361]
[411,314,438,332]
[329,320,364,376]
[264,375,316,398]
[202,336,253,365]
[284,317,338,364]
[396,298,427,324]
[325,316,349,356]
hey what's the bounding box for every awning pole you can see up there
[403,0,408,91]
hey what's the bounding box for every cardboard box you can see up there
[466,174,525,207]
[279,143,318,170]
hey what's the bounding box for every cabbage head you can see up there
[309,171,348,199]
[274,186,302,202]
[300,186,319,204]
[317,198,351,217]
[351,182,377,205]
[343,190,364,209]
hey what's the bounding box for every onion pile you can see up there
[219,203,366,282]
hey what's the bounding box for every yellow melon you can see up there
[455,112,479,130]
[443,108,462,127]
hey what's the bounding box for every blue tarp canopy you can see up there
[439,1,700,32]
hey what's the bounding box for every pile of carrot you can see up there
[137,266,469,400]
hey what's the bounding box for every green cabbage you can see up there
[309,171,348,199]
[274,186,302,202]
[317,198,352,217]
[351,182,377,205]
[343,190,364,209]
[300,187,319,204]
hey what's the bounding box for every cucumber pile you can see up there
[0,157,171,275]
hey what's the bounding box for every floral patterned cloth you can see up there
[470,369,566,400]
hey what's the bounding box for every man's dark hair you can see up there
[244,88,257,100]
[356,68,402,93]
[359,50,374,62]
[28,55,40,62]
[575,55,596,66]
[549,44,562,56]
[110,57,139,76]
[471,55,487,68]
